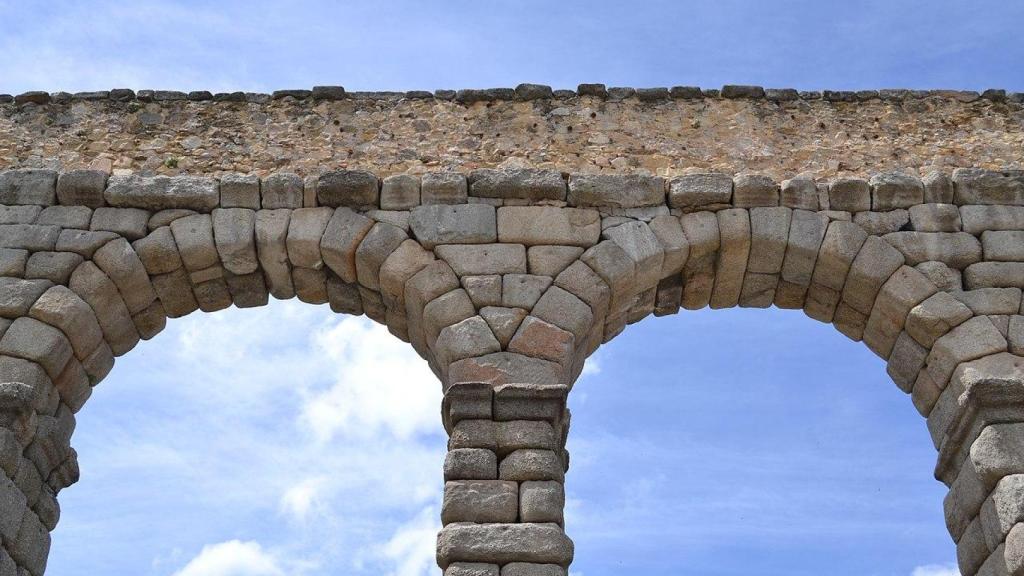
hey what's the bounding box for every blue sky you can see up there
[3,1,1022,574]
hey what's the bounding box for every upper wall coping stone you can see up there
[4,84,1021,106]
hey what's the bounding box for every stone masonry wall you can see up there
[1,84,1022,179]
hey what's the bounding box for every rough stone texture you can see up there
[497,207,600,248]
[411,205,497,249]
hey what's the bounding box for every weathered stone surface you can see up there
[780,177,818,210]
[91,238,157,313]
[668,173,732,209]
[923,171,955,204]
[982,230,1024,262]
[501,275,552,310]
[568,174,664,208]
[748,207,791,274]
[261,173,304,209]
[883,231,982,268]
[379,174,420,210]
[286,207,333,269]
[842,236,905,315]
[709,208,750,309]
[469,169,566,201]
[0,317,72,379]
[520,481,565,525]
[105,175,218,211]
[442,480,518,524]
[218,173,260,209]
[437,244,527,276]
[829,178,871,212]
[435,316,502,367]
[446,563,499,576]
[56,169,107,208]
[436,523,573,568]
[926,316,1007,386]
[916,261,962,292]
[965,262,1024,290]
[148,208,196,230]
[954,168,1024,206]
[910,204,962,232]
[952,288,1022,315]
[680,211,720,309]
[0,204,40,225]
[863,266,938,358]
[732,174,779,208]
[962,205,1024,235]
[411,204,497,249]
[36,206,91,229]
[0,224,60,251]
[169,213,218,272]
[212,208,258,275]
[812,220,867,292]
[604,220,665,290]
[355,222,408,290]
[508,317,574,365]
[907,292,974,348]
[444,448,498,481]
[527,246,583,277]
[24,251,83,284]
[871,172,924,210]
[0,169,56,206]
[317,170,379,208]
[853,209,909,235]
[448,352,563,388]
[69,262,140,355]
[500,449,564,482]
[497,207,599,247]
[421,172,468,205]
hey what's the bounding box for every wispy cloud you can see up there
[911,565,960,576]
[172,541,284,576]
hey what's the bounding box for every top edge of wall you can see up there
[3,85,1022,106]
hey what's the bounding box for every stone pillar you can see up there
[929,353,1024,576]
[437,383,573,576]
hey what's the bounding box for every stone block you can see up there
[954,168,1024,206]
[569,174,664,208]
[444,449,498,481]
[680,211,720,310]
[57,229,117,258]
[469,169,566,201]
[35,205,91,229]
[69,261,140,355]
[442,480,518,524]
[218,173,260,209]
[983,231,1024,262]
[480,307,527,348]
[966,262,1024,290]
[0,205,40,225]
[326,276,362,315]
[211,208,257,275]
[285,207,333,269]
[447,352,563,389]
[380,174,420,209]
[748,207,791,274]
[321,207,374,284]
[870,172,924,210]
[952,288,1022,315]
[982,475,1024,549]
[193,278,233,312]
[436,523,573,568]
[500,449,564,482]
[862,266,937,358]
[604,220,665,290]
[435,316,502,367]
[0,317,72,380]
[436,244,527,276]
[317,170,379,208]
[92,238,157,313]
[668,173,732,209]
[0,169,56,206]
[24,251,82,284]
[915,261,962,292]
[527,246,583,277]
[508,317,574,365]
[906,292,974,348]
[732,174,779,207]
[170,213,218,272]
[28,286,103,360]
[501,564,566,576]
[502,275,552,310]
[812,221,867,291]
[883,231,982,268]
[580,240,635,298]
[10,509,49,576]
[56,169,107,208]
[446,563,499,576]
[355,222,408,290]
[497,207,599,248]
[710,208,751,309]
[842,236,905,315]
[648,214,689,276]
[532,286,593,342]
[519,481,564,524]
[421,172,468,205]
[923,171,955,204]
[926,316,1008,386]
[105,175,218,211]
[912,369,942,417]
[829,178,871,212]
[780,210,829,286]
[0,224,60,251]
[962,205,1024,235]
[886,331,928,392]
[411,204,497,249]
[260,173,303,209]
[780,177,819,210]
[148,209,196,230]
[853,209,909,235]
[0,248,27,277]
[910,203,962,232]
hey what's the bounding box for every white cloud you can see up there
[911,564,960,576]
[173,541,283,576]
[303,315,443,443]
[279,476,328,523]
[379,506,441,576]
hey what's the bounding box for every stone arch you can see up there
[0,166,1023,576]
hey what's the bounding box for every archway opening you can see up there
[46,300,446,576]
[567,307,954,576]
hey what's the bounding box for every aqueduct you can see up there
[0,84,1023,575]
